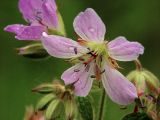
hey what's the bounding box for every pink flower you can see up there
[4,0,59,40]
[41,8,144,105]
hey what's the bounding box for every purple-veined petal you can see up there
[108,37,144,61]
[16,25,45,40]
[73,8,106,42]
[19,0,43,22]
[4,24,25,34]
[41,32,87,58]
[42,0,58,29]
[5,24,45,40]
[102,62,138,105]
[61,63,94,96]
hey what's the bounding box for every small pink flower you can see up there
[41,8,144,105]
[4,0,58,40]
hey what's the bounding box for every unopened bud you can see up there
[32,81,65,94]
[127,69,160,96]
[17,43,49,59]
[24,106,45,120]
[36,93,56,111]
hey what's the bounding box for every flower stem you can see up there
[98,89,106,120]
[134,59,143,71]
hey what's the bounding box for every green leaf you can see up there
[45,99,60,120]
[77,97,93,120]
[122,112,152,120]
[36,93,56,110]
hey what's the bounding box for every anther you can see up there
[74,69,80,72]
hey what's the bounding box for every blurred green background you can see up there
[0,0,160,119]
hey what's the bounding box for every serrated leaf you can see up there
[45,99,60,120]
[77,97,93,120]
[36,93,56,110]
[122,112,152,120]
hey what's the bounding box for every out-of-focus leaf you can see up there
[122,112,152,120]
[77,97,93,120]
[36,93,56,110]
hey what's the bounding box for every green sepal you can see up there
[45,99,60,120]
[65,98,77,120]
[36,93,56,111]
[17,43,49,59]
[122,112,152,120]
[32,84,55,94]
[77,97,94,120]
[48,12,66,37]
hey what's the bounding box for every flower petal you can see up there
[41,33,87,58]
[108,37,144,61]
[73,8,106,42]
[19,0,43,22]
[4,24,25,34]
[5,24,45,40]
[61,63,94,96]
[102,62,137,105]
[42,0,58,29]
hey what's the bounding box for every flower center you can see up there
[86,41,108,56]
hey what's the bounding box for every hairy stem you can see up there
[98,89,106,120]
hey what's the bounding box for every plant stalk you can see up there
[98,89,106,120]
[135,59,143,71]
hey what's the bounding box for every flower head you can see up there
[127,69,160,97]
[4,0,65,40]
[41,8,144,105]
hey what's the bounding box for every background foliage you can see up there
[0,0,160,119]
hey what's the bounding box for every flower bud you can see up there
[34,81,78,120]
[32,81,65,94]
[127,69,160,96]
[24,106,45,120]
[17,43,49,59]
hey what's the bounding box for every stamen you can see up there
[90,75,96,78]
[74,69,80,72]
[77,38,87,46]
[108,57,121,69]
[100,69,105,74]
[74,47,78,54]
[78,57,85,61]
[85,64,90,72]
[83,56,95,66]
[95,65,101,80]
